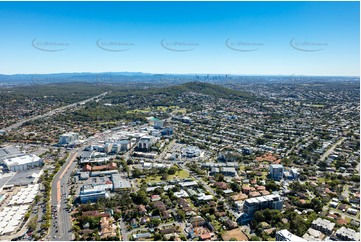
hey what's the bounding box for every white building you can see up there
[1,155,42,172]
[335,226,360,241]
[243,194,283,216]
[59,132,79,145]
[182,146,201,158]
[276,229,306,241]
[311,218,335,235]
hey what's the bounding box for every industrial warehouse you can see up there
[0,146,43,172]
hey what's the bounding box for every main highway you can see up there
[2,91,109,132]
[49,150,79,241]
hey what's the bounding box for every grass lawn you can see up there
[261,172,268,179]
[156,106,179,111]
[137,170,190,185]
[98,121,117,125]
[170,170,189,179]
[171,108,187,114]
[239,165,245,172]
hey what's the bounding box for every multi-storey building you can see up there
[270,164,284,181]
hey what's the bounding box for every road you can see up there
[156,139,176,161]
[285,137,301,156]
[2,91,108,132]
[47,130,123,240]
[341,185,350,201]
[49,150,79,241]
[319,137,346,162]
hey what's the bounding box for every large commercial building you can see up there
[79,184,110,203]
[1,154,42,172]
[243,194,283,216]
[269,164,284,181]
[0,147,23,162]
[137,136,154,150]
[59,132,79,145]
[111,173,131,191]
[182,146,201,158]
[276,229,306,241]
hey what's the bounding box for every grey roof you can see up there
[0,146,23,161]
[312,218,335,231]
[336,227,360,241]
[111,173,131,189]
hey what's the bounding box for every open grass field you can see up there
[137,170,190,185]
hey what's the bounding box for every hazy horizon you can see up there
[0,71,359,78]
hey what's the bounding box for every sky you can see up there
[0,1,359,76]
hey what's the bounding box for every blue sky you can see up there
[0,1,359,76]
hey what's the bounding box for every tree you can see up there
[250,235,261,241]
[310,198,323,212]
[154,232,163,240]
[161,173,168,180]
[318,161,328,170]
[131,190,149,205]
[168,165,178,175]
[254,211,265,223]
[230,182,241,192]
[28,217,37,232]
[177,209,186,221]
[265,181,279,191]
[132,168,142,178]
[256,138,266,145]
[179,234,187,241]
[150,218,161,227]
[216,174,225,182]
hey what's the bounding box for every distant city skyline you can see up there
[0,1,359,76]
